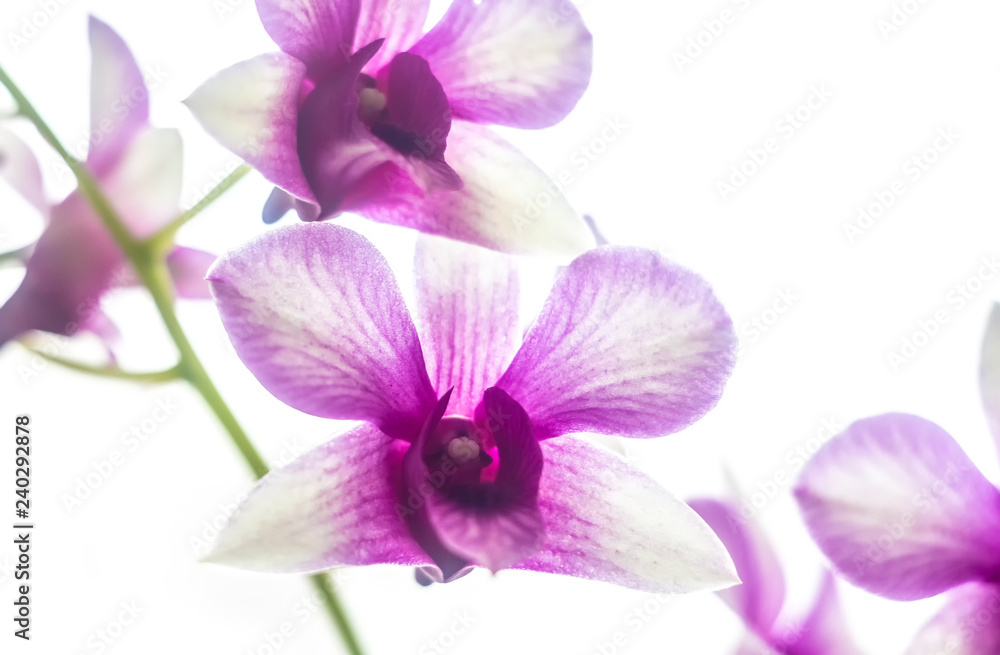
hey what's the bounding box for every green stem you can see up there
[148,164,252,254]
[21,347,182,383]
[0,64,364,655]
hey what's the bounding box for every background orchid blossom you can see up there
[794,307,1000,654]
[204,221,739,591]
[690,498,865,655]
[185,0,595,258]
[0,17,214,348]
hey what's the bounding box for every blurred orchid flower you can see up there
[185,0,595,258]
[794,306,1000,654]
[690,498,865,655]
[0,17,214,348]
[204,222,738,590]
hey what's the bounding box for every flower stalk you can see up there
[0,63,365,655]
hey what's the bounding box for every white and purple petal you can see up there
[207,222,437,442]
[99,127,182,237]
[357,121,594,258]
[979,304,1000,463]
[166,247,216,299]
[87,16,149,176]
[206,423,429,572]
[905,583,1000,655]
[0,126,47,216]
[795,414,1000,601]
[355,0,430,75]
[185,53,317,204]
[253,0,360,77]
[497,247,736,440]
[790,573,866,655]
[689,499,785,636]
[516,436,739,593]
[409,0,592,128]
[412,234,520,417]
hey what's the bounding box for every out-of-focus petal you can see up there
[791,573,866,655]
[0,191,121,345]
[497,247,736,440]
[905,583,1000,655]
[100,127,182,237]
[185,53,316,204]
[516,436,739,593]
[253,0,359,77]
[425,388,544,572]
[207,222,436,442]
[0,126,47,216]
[412,234,520,417]
[355,0,430,74]
[166,247,216,299]
[206,424,429,572]
[87,16,149,175]
[410,0,592,128]
[795,414,1000,601]
[358,122,594,259]
[979,304,1000,462]
[689,499,785,635]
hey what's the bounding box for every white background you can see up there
[1,0,1000,653]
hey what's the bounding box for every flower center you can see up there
[357,87,387,125]
[424,416,493,487]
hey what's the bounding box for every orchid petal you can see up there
[425,388,545,572]
[516,436,739,593]
[0,127,47,216]
[497,247,736,440]
[689,499,785,635]
[206,424,428,572]
[795,414,1000,601]
[99,127,182,237]
[87,16,149,175]
[166,247,216,299]
[979,303,1000,463]
[0,191,121,345]
[413,234,520,417]
[356,0,430,74]
[253,0,359,77]
[185,53,316,204]
[207,222,436,442]
[905,583,1000,655]
[409,0,592,128]
[793,573,866,655]
[358,121,593,258]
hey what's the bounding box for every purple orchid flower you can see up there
[0,17,215,347]
[185,0,595,258]
[690,498,865,655]
[794,307,1000,654]
[203,222,740,590]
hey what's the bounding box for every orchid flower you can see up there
[0,17,214,347]
[185,0,595,258]
[690,498,865,655]
[794,307,1000,654]
[203,222,739,590]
